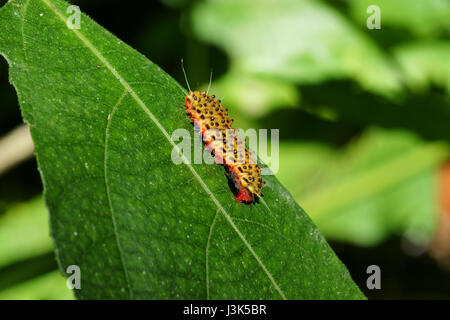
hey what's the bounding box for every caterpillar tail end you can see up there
[235,188,254,204]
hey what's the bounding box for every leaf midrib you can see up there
[39,0,287,299]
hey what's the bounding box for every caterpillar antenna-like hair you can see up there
[181,58,191,92]
[207,69,213,94]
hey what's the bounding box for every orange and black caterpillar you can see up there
[185,91,265,203]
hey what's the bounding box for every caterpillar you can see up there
[184,90,265,204]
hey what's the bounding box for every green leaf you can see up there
[0,196,69,298]
[0,0,364,299]
[0,270,74,300]
[276,128,449,246]
[393,41,450,94]
[191,0,401,96]
[347,0,450,37]
[207,70,300,118]
[0,197,52,267]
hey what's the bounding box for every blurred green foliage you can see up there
[277,129,447,246]
[189,0,450,248]
[0,197,51,266]
[0,0,449,299]
[0,270,73,300]
[0,197,73,299]
[192,0,402,96]
[348,0,450,37]
[394,41,450,92]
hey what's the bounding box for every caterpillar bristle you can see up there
[184,91,264,203]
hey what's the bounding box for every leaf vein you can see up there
[40,0,287,300]
[205,209,220,300]
[104,89,132,297]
